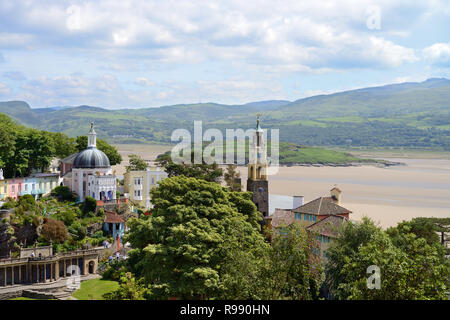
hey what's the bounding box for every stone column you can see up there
[43,264,47,283]
[82,257,87,276]
[3,267,5,286]
[11,266,14,285]
[55,261,59,280]
[50,263,53,282]
[18,265,21,284]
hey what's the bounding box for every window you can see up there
[12,186,15,193]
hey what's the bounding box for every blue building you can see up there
[103,211,125,241]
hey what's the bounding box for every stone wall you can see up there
[0,290,22,300]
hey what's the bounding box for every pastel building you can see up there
[66,123,117,202]
[0,174,59,201]
[103,211,125,241]
[123,167,168,209]
[270,187,352,260]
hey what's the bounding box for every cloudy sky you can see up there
[0,0,449,108]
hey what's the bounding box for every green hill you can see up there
[0,78,449,150]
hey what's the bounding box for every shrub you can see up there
[18,194,36,210]
[68,221,87,241]
[41,217,68,243]
[51,186,77,202]
[93,230,105,239]
[83,196,97,216]
[1,201,16,209]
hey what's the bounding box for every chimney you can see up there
[330,186,341,205]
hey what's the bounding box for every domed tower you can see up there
[247,114,269,218]
[71,123,116,202]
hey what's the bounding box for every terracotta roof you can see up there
[104,211,125,224]
[292,196,352,215]
[270,209,294,228]
[306,214,347,238]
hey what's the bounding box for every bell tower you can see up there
[247,114,269,218]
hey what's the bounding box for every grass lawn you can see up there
[9,297,38,300]
[72,278,119,300]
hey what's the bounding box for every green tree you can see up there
[68,221,87,241]
[18,194,36,211]
[103,272,149,300]
[75,136,122,165]
[51,186,77,202]
[325,217,449,300]
[126,154,147,172]
[125,176,264,299]
[156,151,223,183]
[223,164,241,191]
[265,223,323,300]
[83,196,97,216]
[48,132,77,159]
[26,129,55,174]
[0,113,16,170]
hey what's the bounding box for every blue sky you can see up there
[0,0,449,109]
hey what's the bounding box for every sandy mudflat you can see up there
[236,159,450,228]
[113,144,450,229]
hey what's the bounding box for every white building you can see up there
[69,123,116,202]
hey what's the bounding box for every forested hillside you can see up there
[1,78,449,150]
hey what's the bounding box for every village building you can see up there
[123,167,168,209]
[270,187,352,259]
[0,244,99,293]
[103,211,126,241]
[63,123,117,202]
[0,174,60,201]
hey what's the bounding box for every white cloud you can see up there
[135,77,154,87]
[0,82,11,96]
[0,0,425,69]
[0,1,447,107]
[423,43,450,66]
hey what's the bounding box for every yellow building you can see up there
[123,167,168,209]
[0,179,7,201]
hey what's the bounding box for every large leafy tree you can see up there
[0,113,76,178]
[156,151,223,183]
[325,217,449,300]
[126,154,147,172]
[0,113,16,169]
[25,129,55,175]
[48,132,77,159]
[125,175,264,299]
[265,223,323,300]
[223,164,241,191]
[75,135,122,165]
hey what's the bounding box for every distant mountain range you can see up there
[1,78,450,150]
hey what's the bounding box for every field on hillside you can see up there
[1,78,450,150]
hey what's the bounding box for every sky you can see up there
[0,0,449,109]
